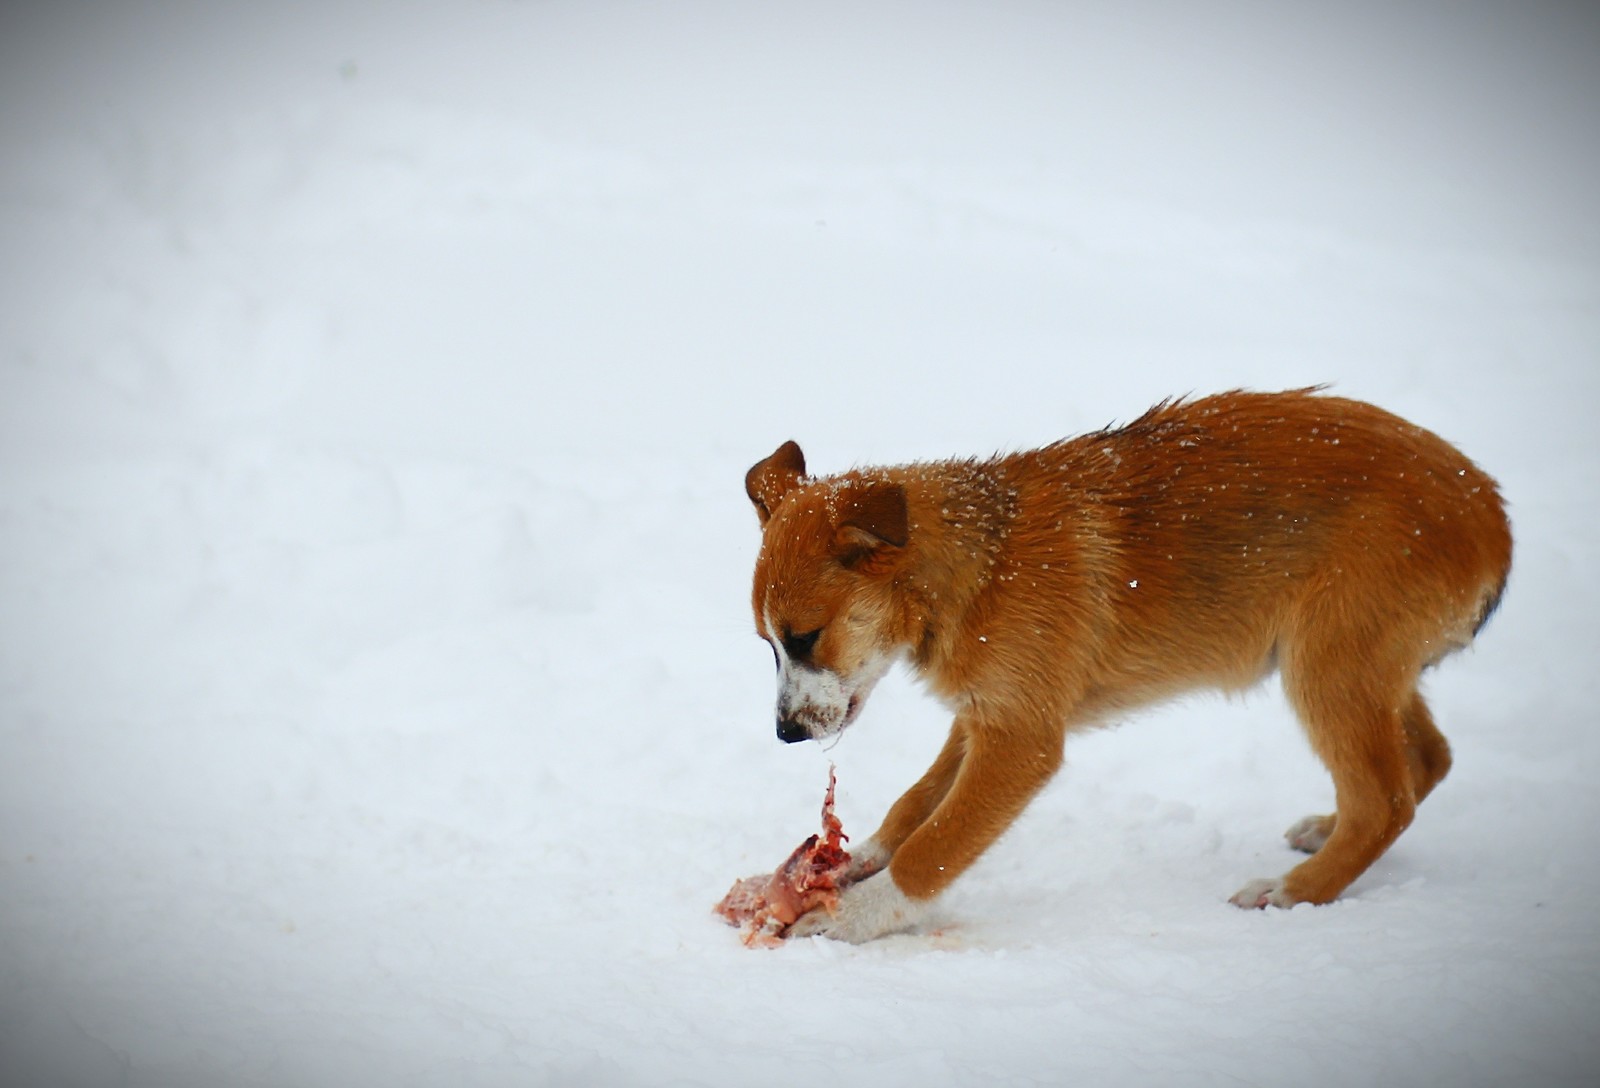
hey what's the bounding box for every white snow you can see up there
[3,3,1598,1086]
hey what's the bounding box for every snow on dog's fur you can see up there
[745,389,1512,943]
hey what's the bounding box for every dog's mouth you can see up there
[820,679,876,740]
[786,690,868,746]
[776,657,892,744]
[836,657,895,732]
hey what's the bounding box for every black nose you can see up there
[776,718,809,744]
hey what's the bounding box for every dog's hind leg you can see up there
[1281,689,1451,856]
[1233,619,1419,908]
[1400,690,1452,805]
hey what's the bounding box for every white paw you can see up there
[1284,814,1334,854]
[788,871,928,943]
[843,836,890,885]
[1230,877,1296,910]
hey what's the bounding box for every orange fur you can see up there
[746,389,1511,919]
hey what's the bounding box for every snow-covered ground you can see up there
[3,3,1598,1086]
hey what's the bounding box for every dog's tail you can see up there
[1472,572,1509,640]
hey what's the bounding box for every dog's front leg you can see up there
[787,869,925,943]
[841,722,970,887]
[792,714,1063,942]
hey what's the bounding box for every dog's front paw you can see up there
[842,836,890,886]
[788,871,927,943]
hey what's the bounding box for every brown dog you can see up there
[745,389,1511,942]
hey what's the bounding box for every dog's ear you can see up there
[745,440,807,526]
[835,481,908,571]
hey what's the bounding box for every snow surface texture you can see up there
[3,3,1598,1086]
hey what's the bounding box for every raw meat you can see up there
[715,767,851,947]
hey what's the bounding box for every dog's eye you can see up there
[783,628,822,660]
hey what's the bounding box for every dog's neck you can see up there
[884,458,1021,675]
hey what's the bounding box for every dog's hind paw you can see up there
[1284,814,1335,854]
[1230,878,1295,909]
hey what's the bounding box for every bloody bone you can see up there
[715,767,851,947]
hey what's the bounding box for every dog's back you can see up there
[980,389,1511,713]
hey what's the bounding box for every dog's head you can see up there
[746,441,909,744]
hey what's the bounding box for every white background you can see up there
[2,3,1597,1086]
